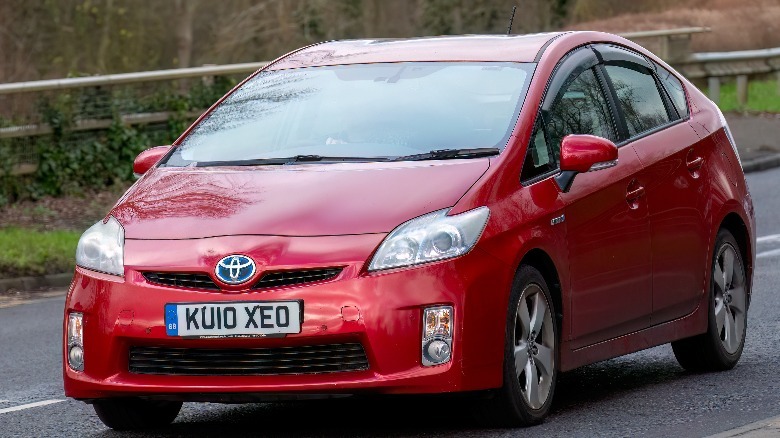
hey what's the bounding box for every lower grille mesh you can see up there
[129,343,369,376]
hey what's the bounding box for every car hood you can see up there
[112,160,489,239]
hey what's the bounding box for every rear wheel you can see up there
[475,265,558,427]
[672,229,748,372]
[92,398,182,430]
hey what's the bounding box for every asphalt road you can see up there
[1,167,780,438]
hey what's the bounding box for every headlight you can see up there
[368,207,489,271]
[75,216,125,276]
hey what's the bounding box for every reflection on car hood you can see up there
[112,160,490,239]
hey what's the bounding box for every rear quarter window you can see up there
[655,65,689,118]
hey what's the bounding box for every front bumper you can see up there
[63,234,513,400]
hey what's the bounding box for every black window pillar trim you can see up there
[594,63,629,143]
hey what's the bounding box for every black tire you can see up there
[672,229,748,372]
[93,398,182,430]
[474,265,559,427]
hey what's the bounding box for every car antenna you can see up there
[507,5,517,35]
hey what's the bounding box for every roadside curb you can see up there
[742,153,780,173]
[708,414,780,437]
[0,273,72,293]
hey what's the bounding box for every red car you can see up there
[64,31,755,429]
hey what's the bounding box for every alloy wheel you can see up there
[513,284,555,410]
[713,242,747,355]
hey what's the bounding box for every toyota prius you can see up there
[63,32,755,429]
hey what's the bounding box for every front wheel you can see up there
[672,229,748,372]
[93,398,182,430]
[474,265,558,427]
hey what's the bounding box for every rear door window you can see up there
[604,65,670,138]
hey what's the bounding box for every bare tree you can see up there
[174,0,199,68]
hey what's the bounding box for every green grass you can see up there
[718,79,780,113]
[0,228,80,278]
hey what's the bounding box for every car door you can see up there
[524,46,653,349]
[595,44,709,324]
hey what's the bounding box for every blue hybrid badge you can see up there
[215,255,256,285]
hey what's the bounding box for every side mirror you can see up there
[555,134,618,193]
[133,146,171,177]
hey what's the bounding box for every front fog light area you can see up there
[422,306,453,366]
[68,312,84,371]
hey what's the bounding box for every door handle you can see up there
[626,185,645,202]
[686,156,704,171]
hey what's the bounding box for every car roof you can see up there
[267,33,567,70]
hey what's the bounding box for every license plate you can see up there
[165,301,302,338]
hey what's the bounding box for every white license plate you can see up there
[165,301,302,338]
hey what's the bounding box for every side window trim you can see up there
[647,56,691,121]
[600,57,684,144]
[597,43,690,125]
[616,118,687,148]
[608,56,689,147]
[594,63,629,143]
[520,45,618,185]
[521,46,596,185]
[653,72,680,121]
[594,42,682,124]
[520,119,558,184]
[591,43,654,74]
[541,48,600,112]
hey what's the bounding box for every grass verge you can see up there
[718,79,780,113]
[0,228,79,278]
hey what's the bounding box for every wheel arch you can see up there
[718,212,753,302]
[519,249,564,331]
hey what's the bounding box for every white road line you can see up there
[757,234,780,243]
[0,400,8,403]
[0,399,65,414]
[758,248,780,259]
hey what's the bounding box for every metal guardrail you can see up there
[676,47,780,105]
[0,62,268,95]
[620,27,711,39]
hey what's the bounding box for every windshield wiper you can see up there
[193,155,392,167]
[394,148,500,162]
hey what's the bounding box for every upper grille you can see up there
[128,343,369,376]
[142,272,219,290]
[253,268,343,289]
[142,267,343,291]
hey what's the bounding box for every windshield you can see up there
[164,62,534,166]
